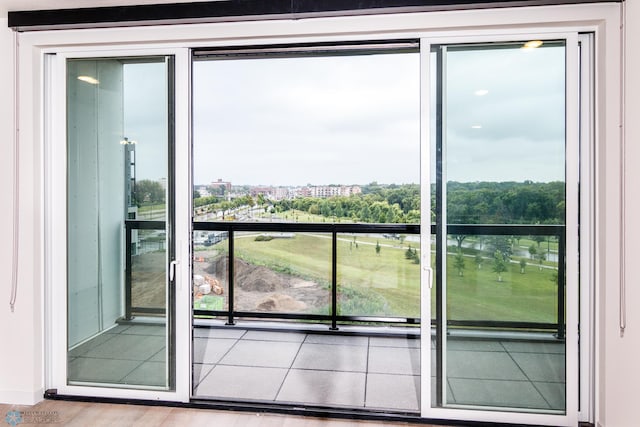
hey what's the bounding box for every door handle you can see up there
[424,265,433,289]
[169,260,180,282]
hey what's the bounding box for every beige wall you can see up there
[599,1,640,427]
[0,2,638,425]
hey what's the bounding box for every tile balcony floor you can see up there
[68,324,566,413]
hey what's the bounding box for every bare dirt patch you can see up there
[131,251,166,309]
[194,253,328,312]
[129,251,329,313]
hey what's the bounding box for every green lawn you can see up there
[227,233,560,323]
[269,209,356,224]
[235,232,332,285]
[445,257,558,323]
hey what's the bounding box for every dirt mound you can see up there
[198,254,327,313]
[256,294,307,312]
[206,256,286,292]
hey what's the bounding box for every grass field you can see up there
[226,232,560,323]
[258,209,357,223]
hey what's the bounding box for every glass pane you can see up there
[193,231,229,314]
[131,229,167,312]
[234,231,331,315]
[446,233,560,325]
[433,41,566,412]
[337,233,421,319]
[67,57,171,389]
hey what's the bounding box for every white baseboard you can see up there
[0,388,44,406]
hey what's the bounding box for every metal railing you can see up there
[124,220,565,337]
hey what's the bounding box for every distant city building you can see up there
[343,185,362,196]
[273,187,289,200]
[297,187,311,198]
[209,178,232,193]
[244,184,362,200]
[198,183,363,201]
[195,185,211,197]
[250,186,272,198]
[308,185,362,199]
[158,177,167,191]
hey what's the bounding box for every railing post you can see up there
[556,232,566,339]
[227,229,235,325]
[125,221,133,321]
[330,229,338,330]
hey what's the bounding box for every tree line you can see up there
[446,181,565,225]
[191,181,565,225]
[273,193,420,224]
[273,181,565,225]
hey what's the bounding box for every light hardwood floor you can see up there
[0,400,450,427]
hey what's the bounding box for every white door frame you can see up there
[44,46,191,403]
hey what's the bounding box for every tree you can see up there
[219,201,232,219]
[405,246,420,264]
[532,235,546,248]
[492,250,507,282]
[528,244,537,259]
[405,246,415,260]
[474,254,483,270]
[536,252,546,270]
[519,259,527,274]
[257,193,268,213]
[489,236,513,260]
[133,179,165,205]
[454,250,465,276]
[375,241,381,256]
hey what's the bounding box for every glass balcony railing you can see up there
[124,220,167,320]
[124,220,565,337]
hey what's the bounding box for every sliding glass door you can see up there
[66,56,175,390]
[426,36,579,424]
[48,31,584,425]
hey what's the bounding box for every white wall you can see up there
[0,19,43,405]
[598,2,640,427]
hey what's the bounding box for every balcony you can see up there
[90,220,567,412]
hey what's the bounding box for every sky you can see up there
[442,43,566,183]
[123,61,169,183]
[192,52,421,186]
[123,42,566,187]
